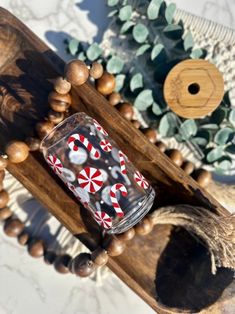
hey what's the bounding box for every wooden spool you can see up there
[163,59,224,119]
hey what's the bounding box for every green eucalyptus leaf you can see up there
[134,89,153,111]
[229,108,235,127]
[107,0,119,6]
[192,129,211,147]
[201,124,219,130]
[108,9,118,17]
[136,44,151,56]
[159,112,178,137]
[151,44,164,61]
[163,24,183,39]
[214,127,234,145]
[210,107,226,125]
[133,23,149,43]
[226,144,235,154]
[165,3,176,23]
[152,102,163,116]
[217,156,232,171]
[120,21,135,34]
[68,39,79,56]
[190,48,203,59]
[86,43,102,61]
[114,74,125,92]
[106,56,124,74]
[130,73,143,91]
[183,31,194,51]
[206,146,224,163]
[119,5,132,21]
[179,119,197,140]
[147,0,162,20]
[77,51,86,61]
[192,137,208,147]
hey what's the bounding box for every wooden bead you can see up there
[89,62,104,79]
[25,137,41,151]
[0,156,8,170]
[142,128,157,144]
[44,251,57,265]
[108,92,121,106]
[47,110,64,124]
[28,239,45,258]
[0,190,9,207]
[36,121,54,139]
[0,170,5,182]
[116,102,134,121]
[54,254,71,274]
[5,141,29,163]
[0,181,3,191]
[70,253,95,277]
[4,218,24,237]
[103,237,126,257]
[135,217,153,236]
[193,169,212,188]
[166,149,183,167]
[65,60,89,86]
[131,120,141,129]
[181,161,195,175]
[48,90,71,112]
[91,248,109,266]
[0,207,12,221]
[54,77,71,94]
[155,141,166,153]
[96,72,116,96]
[117,228,135,241]
[18,232,29,245]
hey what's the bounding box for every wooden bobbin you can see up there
[163,59,224,119]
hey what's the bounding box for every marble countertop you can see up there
[0,1,234,314]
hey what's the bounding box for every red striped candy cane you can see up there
[110,183,127,217]
[118,150,127,175]
[93,119,108,136]
[68,133,100,159]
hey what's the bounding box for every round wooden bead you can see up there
[47,110,64,124]
[0,190,9,207]
[155,141,166,153]
[5,141,29,164]
[116,102,134,120]
[36,121,54,139]
[0,181,3,191]
[108,92,121,106]
[117,228,135,241]
[0,156,8,170]
[44,251,57,265]
[142,128,157,144]
[0,207,12,221]
[28,239,45,258]
[65,60,89,86]
[48,90,71,112]
[25,137,41,151]
[91,248,109,266]
[54,254,71,274]
[89,62,104,79]
[135,217,153,236]
[54,77,71,94]
[103,237,126,257]
[193,169,212,188]
[4,218,24,237]
[18,232,29,246]
[96,72,116,96]
[0,170,5,182]
[131,120,141,129]
[70,253,95,277]
[181,161,195,175]
[166,149,183,167]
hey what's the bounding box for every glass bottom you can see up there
[108,187,156,234]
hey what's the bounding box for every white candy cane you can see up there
[110,183,127,217]
[68,133,100,159]
[118,150,127,175]
[93,119,108,136]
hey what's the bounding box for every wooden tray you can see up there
[0,8,234,313]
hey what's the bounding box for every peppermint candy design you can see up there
[118,150,127,175]
[93,119,108,136]
[46,155,63,174]
[94,211,112,229]
[99,139,112,152]
[74,187,90,206]
[78,167,103,193]
[68,133,100,159]
[110,183,127,217]
[69,148,87,165]
[134,171,149,189]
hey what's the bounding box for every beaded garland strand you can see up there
[0,59,212,277]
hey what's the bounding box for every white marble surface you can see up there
[0,1,234,314]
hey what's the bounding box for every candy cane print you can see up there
[99,139,112,152]
[93,119,108,136]
[110,183,127,217]
[46,155,63,175]
[68,133,100,159]
[118,150,127,175]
